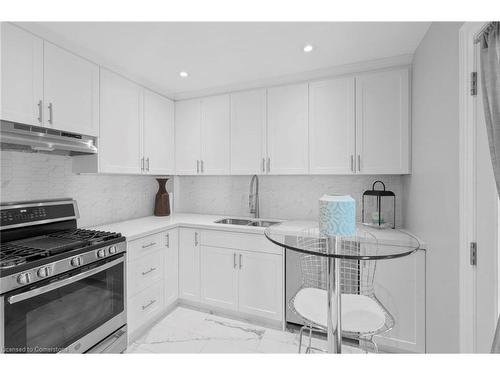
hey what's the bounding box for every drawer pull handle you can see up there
[142,242,156,249]
[142,267,156,276]
[142,299,156,310]
[166,233,170,248]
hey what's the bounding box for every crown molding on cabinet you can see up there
[173,53,413,101]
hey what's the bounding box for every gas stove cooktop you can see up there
[0,229,123,270]
[0,199,126,294]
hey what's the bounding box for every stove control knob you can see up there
[108,246,117,255]
[37,267,50,278]
[97,249,106,258]
[70,257,82,267]
[17,272,32,285]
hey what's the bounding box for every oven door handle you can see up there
[7,256,124,305]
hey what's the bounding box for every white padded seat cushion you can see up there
[293,287,386,333]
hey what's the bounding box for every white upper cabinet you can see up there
[175,99,201,175]
[200,95,230,175]
[43,42,99,136]
[99,69,142,174]
[355,68,410,174]
[309,77,356,174]
[1,23,43,126]
[230,89,267,175]
[143,89,175,175]
[267,83,309,174]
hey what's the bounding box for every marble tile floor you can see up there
[126,306,365,354]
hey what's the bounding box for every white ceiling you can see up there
[19,22,430,98]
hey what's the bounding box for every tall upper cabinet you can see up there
[1,23,43,127]
[230,89,267,175]
[1,23,99,136]
[309,77,356,174]
[99,69,143,174]
[267,83,309,175]
[175,95,230,175]
[355,68,410,174]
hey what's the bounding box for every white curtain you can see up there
[479,22,500,353]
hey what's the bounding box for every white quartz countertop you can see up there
[89,213,277,241]
[89,213,426,250]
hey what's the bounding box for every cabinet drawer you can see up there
[127,232,163,260]
[201,230,283,255]
[128,282,164,334]
[128,250,164,296]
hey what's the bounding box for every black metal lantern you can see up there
[362,180,396,229]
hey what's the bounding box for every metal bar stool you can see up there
[289,238,395,353]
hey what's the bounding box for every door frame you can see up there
[458,21,493,353]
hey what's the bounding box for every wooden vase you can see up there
[154,178,170,216]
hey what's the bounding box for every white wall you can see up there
[0,151,170,227]
[403,22,463,353]
[175,175,404,224]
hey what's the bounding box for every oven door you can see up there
[2,254,126,353]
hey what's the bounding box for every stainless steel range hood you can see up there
[0,120,97,155]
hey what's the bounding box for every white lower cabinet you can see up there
[127,229,178,340]
[178,228,201,301]
[237,250,283,321]
[194,230,284,323]
[373,250,426,353]
[200,246,239,310]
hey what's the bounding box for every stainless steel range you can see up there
[0,199,127,354]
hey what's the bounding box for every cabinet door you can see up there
[43,42,99,136]
[143,89,175,175]
[355,68,410,174]
[178,228,201,301]
[309,78,355,174]
[1,23,43,126]
[373,250,425,353]
[99,69,142,174]
[238,250,283,321]
[200,246,238,310]
[164,229,179,307]
[200,95,230,175]
[175,99,200,175]
[267,83,309,174]
[230,89,267,175]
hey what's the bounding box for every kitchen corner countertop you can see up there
[89,213,276,241]
[89,213,426,250]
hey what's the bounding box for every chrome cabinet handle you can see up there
[201,160,204,173]
[266,157,270,173]
[37,100,43,123]
[48,103,53,125]
[262,158,265,173]
[142,299,156,310]
[142,267,156,276]
[197,160,200,174]
[233,253,237,269]
[239,254,242,269]
[141,242,156,249]
[358,155,361,172]
[350,155,354,172]
[146,157,150,171]
[194,232,199,246]
[7,257,124,304]
[166,233,170,248]
[141,157,144,171]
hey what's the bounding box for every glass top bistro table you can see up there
[264,222,420,354]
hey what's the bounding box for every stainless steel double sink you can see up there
[214,218,280,228]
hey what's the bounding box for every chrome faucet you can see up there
[249,174,259,218]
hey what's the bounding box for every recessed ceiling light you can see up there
[303,44,314,53]
[179,71,189,78]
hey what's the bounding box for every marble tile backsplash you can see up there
[0,151,167,228]
[175,175,404,225]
